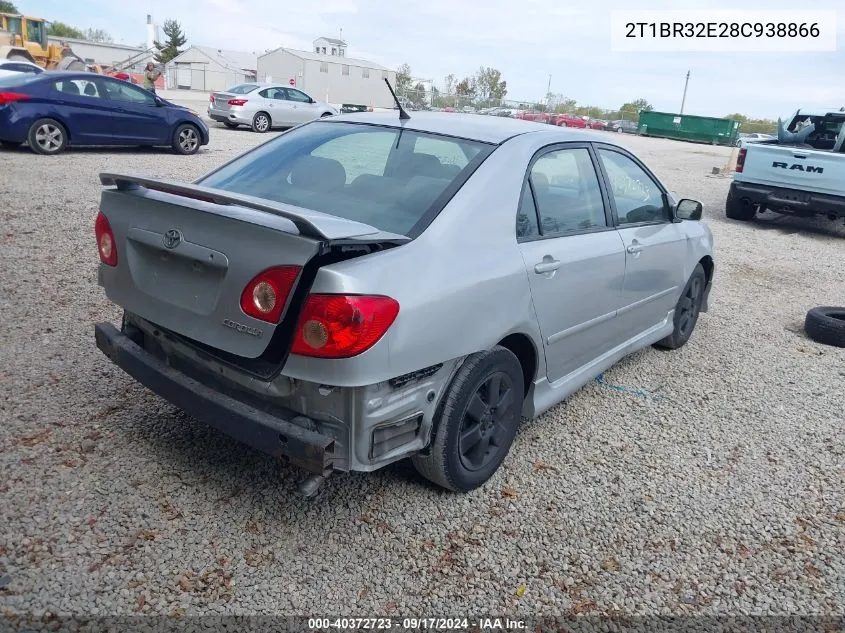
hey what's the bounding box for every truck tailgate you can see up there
[97,173,407,360]
[741,143,844,196]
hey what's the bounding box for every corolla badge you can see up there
[163,229,182,249]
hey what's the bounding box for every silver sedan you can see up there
[207,82,338,132]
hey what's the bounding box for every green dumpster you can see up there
[637,111,740,146]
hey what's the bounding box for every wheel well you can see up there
[699,255,714,284]
[496,333,537,396]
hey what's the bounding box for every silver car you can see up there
[207,82,338,132]
[93,112,714,496]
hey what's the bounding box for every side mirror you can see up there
[675,198,703,221]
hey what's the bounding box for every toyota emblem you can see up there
[163,229,182,249]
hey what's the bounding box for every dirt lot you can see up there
[0,122,842,618]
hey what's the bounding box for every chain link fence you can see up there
[395,84,642,123]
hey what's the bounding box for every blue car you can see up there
[0,71,210,155]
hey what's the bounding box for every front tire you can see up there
[251,112,271,133]
[654,263,706,350]
[28,118,68,155]
[412,346,524,492]
[320,112,334,118]
[172,123,201,155]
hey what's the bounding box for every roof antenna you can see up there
[384,77,410,120]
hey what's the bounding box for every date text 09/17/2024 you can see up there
[307,618,527,630]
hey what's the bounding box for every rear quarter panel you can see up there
[280,133,549,387]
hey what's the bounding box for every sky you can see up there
[21,0,845,119]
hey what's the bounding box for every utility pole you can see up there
[680,69,690,115]
[546,74,552,106]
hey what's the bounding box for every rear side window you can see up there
[226,84,258,94]
[198,122,494,236]
[54,79,102,98]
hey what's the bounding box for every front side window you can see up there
[284,88,312,103]
[598,149,669,225]
[103,79,155,105]
[527,148,607,235]
[198,122,493,236]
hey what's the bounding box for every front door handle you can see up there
[626,244,643,254]
[534,259,561,274]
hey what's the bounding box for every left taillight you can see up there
[240,266,302,324]
[94,211,117,266]
[0,91,31,105]
[290,294,400,359]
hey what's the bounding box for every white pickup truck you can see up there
[726,108,845,223]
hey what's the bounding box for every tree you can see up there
[455,76,475,97]
[47,21,85,39]
[0,0,19,12]
[474,66,507,104]
[619,98,653,119]
[153,19,187,64]
[85,28,113,43]
[723,113,776,134]
[444,73,456,95]
[395,63,412,94]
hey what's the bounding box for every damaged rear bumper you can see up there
[94,322,336,476]
[731,181,845,219]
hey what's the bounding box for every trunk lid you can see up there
[740,143,845,197]
[97,173,408,359]
[210,91,238,110]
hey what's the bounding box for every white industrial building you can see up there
[257,38,396,108]
[166,46,258,92]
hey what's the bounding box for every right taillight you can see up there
[227,98,248,106]
[0,91,31,105]
[240,266,302,323]
[291,295,400,359]
[735,147,747,173]
[94,211,117,266]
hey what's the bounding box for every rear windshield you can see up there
[198,121,494,236]
[226,84,258,94]
[0,73,42,88]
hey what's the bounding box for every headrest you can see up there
[289,155,347,189]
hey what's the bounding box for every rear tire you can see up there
[654,263,706,350]
[172,123,201,155]
[320,112,334,118]
[725,188,756,221]
[804,307,845,348]
[223,121,239,129]
[27,118,68,155]
[411,346,524,492]
[251,112,271,133]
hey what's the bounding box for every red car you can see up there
[586,119,608,130]
[515,111,551,124]
[549,113,588,128]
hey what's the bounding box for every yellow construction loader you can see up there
[0,13,87,70]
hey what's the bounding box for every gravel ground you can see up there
[0,121,843,619]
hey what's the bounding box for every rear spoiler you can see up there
[99,172,410,243]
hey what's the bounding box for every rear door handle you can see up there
[534,260,561,274]
[626,244,643,254]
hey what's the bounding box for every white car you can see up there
[0,59,44,79]
[207,82,337,132]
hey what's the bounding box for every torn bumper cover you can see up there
[94,322,335,476]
